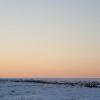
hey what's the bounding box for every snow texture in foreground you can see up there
[0,78,100,100]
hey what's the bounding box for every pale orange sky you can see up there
[0,0,100,78]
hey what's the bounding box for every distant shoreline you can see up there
[0,78,100,88]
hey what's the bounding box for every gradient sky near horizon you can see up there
[0,0,100,78]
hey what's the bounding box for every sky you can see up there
[0,0,100,78]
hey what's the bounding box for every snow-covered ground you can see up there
[0,79,100,100]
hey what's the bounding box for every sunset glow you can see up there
[0,0,100,78]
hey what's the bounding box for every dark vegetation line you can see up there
[0,79,100,88]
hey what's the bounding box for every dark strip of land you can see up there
[0,78,100,88]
